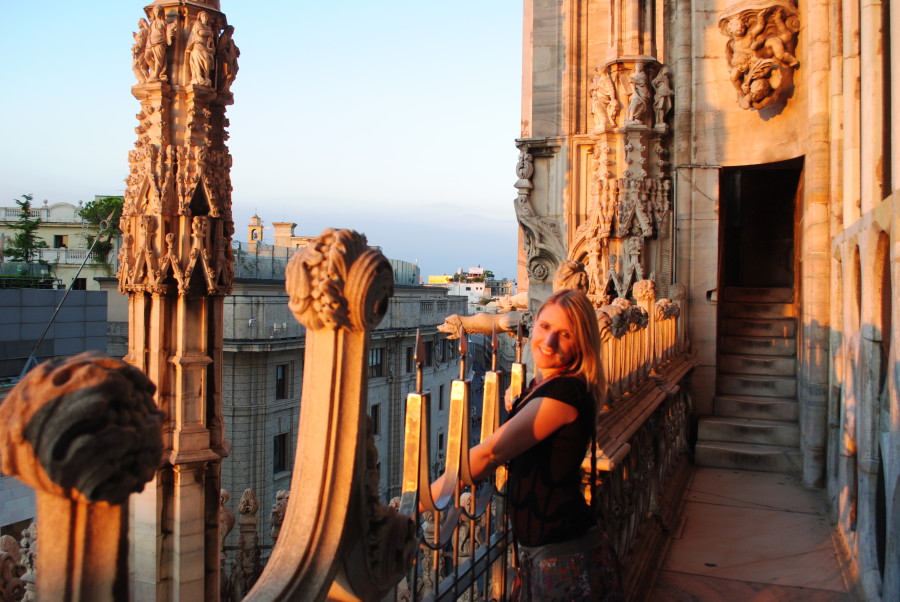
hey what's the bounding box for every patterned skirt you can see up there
[514,527,625,601]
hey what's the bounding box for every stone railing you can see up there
[0,230,694,601]
[33,248,108,266]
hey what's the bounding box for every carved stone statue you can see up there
[590,66,620,131]
[625,62,650,125]
[0,535,25,602]
[145,6,175,82]
[269,490,290,541]
[131,19,150,84]
[652,66,673,126]
[188,11,216,87]
[216,25,240,93]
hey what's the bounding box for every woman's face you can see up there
[531,302,578,378]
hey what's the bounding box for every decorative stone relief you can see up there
[513,144,567,283]
[0,535,25,602]
[719,0,800,110]
[625,61,651,126]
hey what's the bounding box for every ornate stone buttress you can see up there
[120,1,239,599]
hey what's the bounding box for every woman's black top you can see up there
[507,375,596,547]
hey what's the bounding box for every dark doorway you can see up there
[720,158,803,288]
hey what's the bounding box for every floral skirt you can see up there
[514,527,625,601]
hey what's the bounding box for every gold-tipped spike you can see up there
[458,324,468,381]
[491,324,498,372]
[515,321,523,364]
[414,329,424,394]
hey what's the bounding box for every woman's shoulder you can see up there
[534,375,589,402]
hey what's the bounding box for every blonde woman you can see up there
[431,289,623,600]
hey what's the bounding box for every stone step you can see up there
[721,317,796,338]
[718,373,797,398]
[714,394,800,421]
[698,416,800,447]
[720,335,796,356]
[695,441,802,475]
[718,353,796,376]
[722,301,796,319]
[723,287,794,303]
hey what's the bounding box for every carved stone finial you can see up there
[0,352,162,505]
[633,279,656,302]
[285,228,394,332]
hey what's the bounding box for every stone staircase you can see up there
[695,287,803,474]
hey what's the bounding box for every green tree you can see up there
[4,194,48,264]
[78,195,124,261]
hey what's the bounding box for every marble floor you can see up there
[648,468,857,601]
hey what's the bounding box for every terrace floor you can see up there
[648,467,858,601]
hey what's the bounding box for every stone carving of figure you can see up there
[625,62,650,125]
[515,148,534,181]
[752,6,799,68]
[216,24,240,92]
[590,66,620,131]
[721,5,799,110]
[131,19,150,84]
[652,66,673,126]
[188,11,216,87]
[145,6,175,82]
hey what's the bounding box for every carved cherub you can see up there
[752,6,799,68]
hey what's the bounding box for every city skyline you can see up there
[0,1,523,280]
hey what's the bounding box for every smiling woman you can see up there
[428,288,624,600]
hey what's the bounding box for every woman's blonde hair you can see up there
[536,288,608,412]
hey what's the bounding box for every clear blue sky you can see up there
[0,1,523,280]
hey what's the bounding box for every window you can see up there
[405,346,413,373]
[438,432,444,451]
[438,384,445,411]
[71,278,86,291]
[275,363,289,399]
[424,341,434,367]
[53,235,68,248]
[368,348,384,378]
[371,403,381,435]
[273,432,290,474]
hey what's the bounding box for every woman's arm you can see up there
[426,395,578,505]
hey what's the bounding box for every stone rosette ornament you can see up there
[719,0,800,110]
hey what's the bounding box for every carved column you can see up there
[120,1,238,599]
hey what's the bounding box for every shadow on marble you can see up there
[684,468,826,514]
[651,570,854,601]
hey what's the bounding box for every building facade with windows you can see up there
[0,198,120,290]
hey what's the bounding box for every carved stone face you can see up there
[749,78,772,103]
[726,17,746,37]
